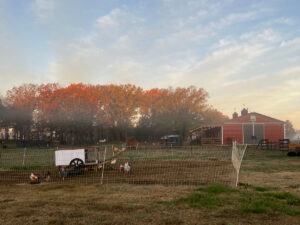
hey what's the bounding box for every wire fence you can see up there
[0,144,247,186]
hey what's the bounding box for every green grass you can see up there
[239,193,300,215]
[241,148,300,173]
[265,192,300,206]
[0,147,55,169]
[197,184,238,194]
[1,183,300,225]
[0,146,230,169]
[175,185,300,216]
[252,186,279,192]
[176,193,223,209]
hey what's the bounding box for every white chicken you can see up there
[29,173,40,184]
[124,162,130,173]
[111,159,117,165]
[44,171,51,182]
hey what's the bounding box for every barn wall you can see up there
[264,123,284,142]
[223,124,243,145]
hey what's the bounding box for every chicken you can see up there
[29,173,40,184]
[119,164,124,172]
[112,146,124,153]
[124,162,130,173]
[58,167,68,181]
[111,159,117,165]
[44,171,51,182]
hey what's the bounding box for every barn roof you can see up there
[226,112,284,123]
[190,112,284,133]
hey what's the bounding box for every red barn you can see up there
[190,109,285,145]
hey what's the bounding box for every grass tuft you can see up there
[176,193,223,209]
[197,184,238,194]
[252,186,278,192]
[265,192,300,206]
[239,192,300,215]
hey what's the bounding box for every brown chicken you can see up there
[112,146,124,153]
[29,173,40,184]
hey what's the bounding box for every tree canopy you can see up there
[1,83,228,145]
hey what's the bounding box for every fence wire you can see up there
[0,144,246,186]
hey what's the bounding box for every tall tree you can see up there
[4,83,229,145]
[137,86,209,140]
[5,84,38,140]
[285,120,296,138]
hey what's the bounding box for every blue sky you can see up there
[0,0,299,128]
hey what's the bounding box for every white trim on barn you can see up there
[221,126,223,145]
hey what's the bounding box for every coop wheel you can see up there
[69,158,84,168]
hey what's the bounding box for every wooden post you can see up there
[22,147,27,166]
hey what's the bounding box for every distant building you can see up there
[190,108,285,145]
[160,135,182,146]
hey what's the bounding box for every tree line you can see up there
[0,83,228,145]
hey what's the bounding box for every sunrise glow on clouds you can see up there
[0,0,299,128]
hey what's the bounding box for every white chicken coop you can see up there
[55,146,125,179]
[55,147,99,171]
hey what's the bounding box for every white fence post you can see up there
[100,146,107,185]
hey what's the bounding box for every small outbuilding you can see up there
[190,109,285,145]
[160,135,182,146]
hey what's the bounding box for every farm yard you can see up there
[1,0,300,224]
[1,146,300,225]
[0,145,236,186]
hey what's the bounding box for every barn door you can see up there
[243,124,253,144]
[243,124,264,145]
[254,124,264,144]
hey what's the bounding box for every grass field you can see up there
[1,146,300,224]
[0,146,235,185]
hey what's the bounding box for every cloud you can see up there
[46,7,149,86]
[32,0,55,21]
[204,38,300,128]
[2,0,296,127]
[96,8,122,31]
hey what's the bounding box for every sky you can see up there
[0,0,299,128]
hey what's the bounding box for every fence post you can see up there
[22,147,27,166]
[100,146,107,185]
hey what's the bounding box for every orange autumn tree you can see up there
[137,86,209,140]
[202,107,229,123]
[39,83,98,145]
[96,84,144,141]
[4,83,228,145]
[5,84,39,140]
